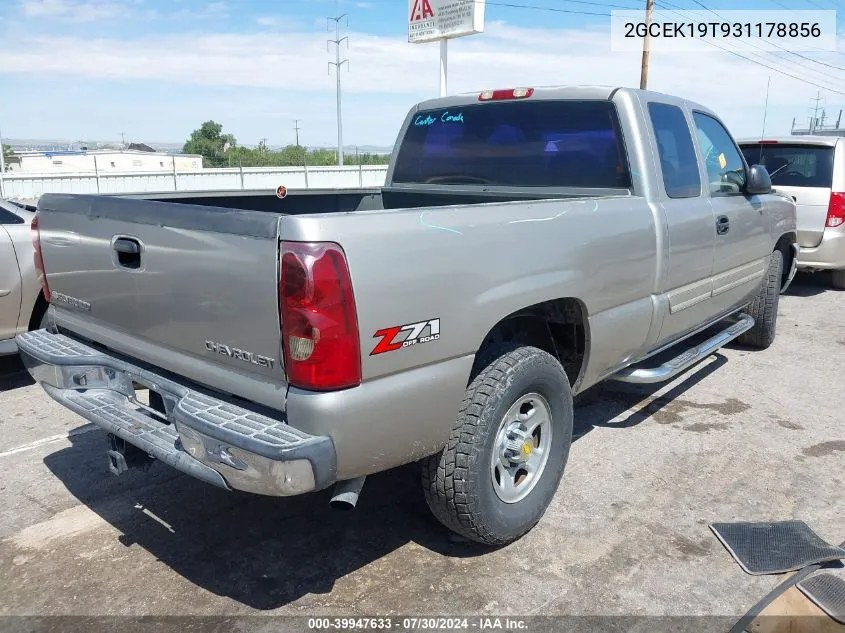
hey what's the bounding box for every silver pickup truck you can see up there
[17,86,796,546]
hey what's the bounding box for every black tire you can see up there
[832,269,845,290]
[421,344,574,546]
[737,250,783,349]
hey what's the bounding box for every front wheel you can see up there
[737,249,783,349]
[832,269,845,290]
[421,344,574,546]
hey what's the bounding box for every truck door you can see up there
[692,112,771,316]
[646,102,717,345]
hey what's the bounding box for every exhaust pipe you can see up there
[330,476,366,511]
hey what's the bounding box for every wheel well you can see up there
[476,298,589,389]
[28,294,48,331]
[774,233,796,290]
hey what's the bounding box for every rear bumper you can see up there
[797,225,845,270]
[15,329,337,497]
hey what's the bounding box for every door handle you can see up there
[716,215,730,235]
[113,237,142,269]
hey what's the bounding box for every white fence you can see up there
[0,165,389,200]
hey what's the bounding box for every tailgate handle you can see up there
[113,238,141,269]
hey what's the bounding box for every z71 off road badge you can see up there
[370,318,440,356]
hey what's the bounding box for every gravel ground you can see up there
[0,272,842,630]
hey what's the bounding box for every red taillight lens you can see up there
[31,214,51,302]
[279,241,360,391]
[478,87,534,101]
[826,192,845,228]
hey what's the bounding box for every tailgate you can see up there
[36,194,287,398]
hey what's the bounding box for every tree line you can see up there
[2,144,17,171]
[182,121,390,168]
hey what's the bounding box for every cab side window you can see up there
[692,112,746,196]
[648,102,701,199]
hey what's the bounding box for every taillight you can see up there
[826,192,845,228]
[279,241,360,391]
[31,214,51,302]
[478,87,534,101]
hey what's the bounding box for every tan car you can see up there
[0,199,48,356]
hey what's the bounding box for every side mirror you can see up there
[746,164,772,195]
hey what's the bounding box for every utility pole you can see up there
[639,0,654,90]
[0,124,6,174]
[810,91,824,133]
[121,132,126,149]
[328,14,349,166]
[0,124,6,198]
[293,119,301,147]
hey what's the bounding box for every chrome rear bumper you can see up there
[15,329,337,497]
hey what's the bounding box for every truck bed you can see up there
[115,186,625,214]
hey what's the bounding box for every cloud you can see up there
[0,15,840,144]
[20,0,131,22]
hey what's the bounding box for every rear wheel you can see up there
[832,269,845,290]
[421,344,573,546]
[738,249,783,349]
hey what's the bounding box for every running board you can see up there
[610,314,755,384]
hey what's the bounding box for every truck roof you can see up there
[412,85,716,118]
[736,135,841,147]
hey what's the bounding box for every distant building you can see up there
[790,109,845,137]
[11,149,204,173]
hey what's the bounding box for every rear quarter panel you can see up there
[280,196,659,477]
[282,195,659,387]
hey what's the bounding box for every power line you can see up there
[681,0,845,68]
[654,0,845,95]
[484,2,609,16]
[654,0,845,89]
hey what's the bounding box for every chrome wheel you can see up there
[490,392,553,504]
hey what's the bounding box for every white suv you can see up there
[739,136,845,289]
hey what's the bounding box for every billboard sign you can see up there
[408,0,486,43]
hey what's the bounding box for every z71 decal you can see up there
[370,318,441,355]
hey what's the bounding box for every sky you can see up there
[2,0,845,148]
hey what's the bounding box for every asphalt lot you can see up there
[0,272,843,625]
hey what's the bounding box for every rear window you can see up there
[391,100,631,189]
[740,143,834,188]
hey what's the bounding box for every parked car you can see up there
[0,198,48,356]
[17,86,796,545]
[738,136,845,289]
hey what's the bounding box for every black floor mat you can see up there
[797,570,845,624]
[710,520,845,575]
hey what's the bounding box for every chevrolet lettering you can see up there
[204,341,276,369]
[50,292,91,312]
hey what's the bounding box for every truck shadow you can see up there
[784,271,835,297]
[573,353,728,437]
[42,430,483,610]
[0,355,34,392]
[41,351,727,611]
